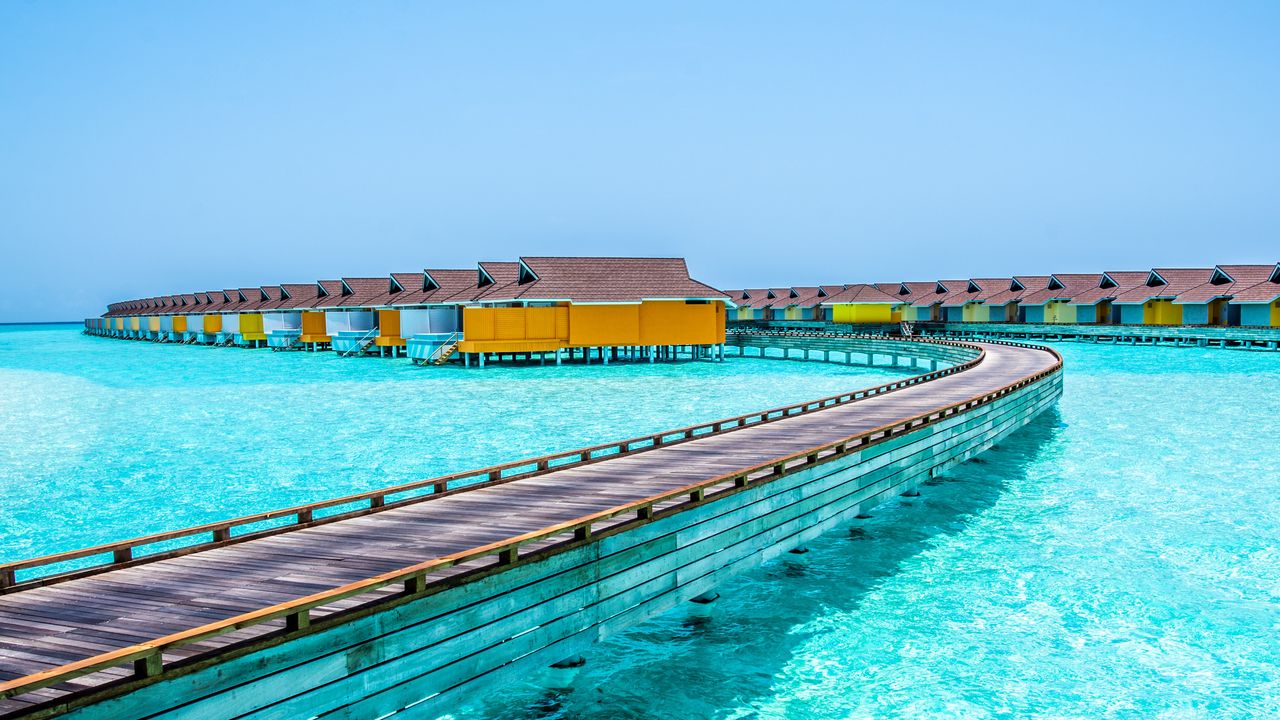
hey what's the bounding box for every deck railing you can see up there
[0,336,1062,705]
[1,335,982,593]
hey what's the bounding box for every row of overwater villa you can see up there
[723,262,1280,328]
[85,257,731,365]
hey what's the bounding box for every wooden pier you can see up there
[0,334,1062,719]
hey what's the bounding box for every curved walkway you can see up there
[0,337,1060,715]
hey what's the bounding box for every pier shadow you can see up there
[458,408,1063,720]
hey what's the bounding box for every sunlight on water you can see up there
[458,343,1280,720]
[0,325,908,561]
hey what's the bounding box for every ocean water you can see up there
[0,324,910,562]
[450,343,1280,720]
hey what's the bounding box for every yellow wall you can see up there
[1142,299,1182,325]
[129,317,140,331]
[300,311,330,341]
[569,304,640,346]
[148,317,161,332]
[783,306,802,321]
[832,304,893,324]
[1272,300,1280,327]
[239,314,266,340]
[459,301,724,352]
[173,316,187,333]
[375,310,406,346]
[113,317,123,330]
[638,300,723,345]
[961,303,990,322]
[1044,301,1076,324]
[203,315,222,333]
[735,307,753,321]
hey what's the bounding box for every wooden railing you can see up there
[0,337,1063,704]
[0,335,984,593]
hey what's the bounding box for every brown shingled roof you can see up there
[911,280,964,308]
[1175,264,1279,304]
[822,283,901,305]
[1228,263,1280,303]
[1019,273,1104,306]
[502,257,727,304]
[333,278,389,308]
[1113,268,1213,304]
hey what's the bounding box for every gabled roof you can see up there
[773,286,830,309]
[334,277,389,308]
[404,269,490,306]
[1228,263,1280,303]
[1113,268,1213,304]
[935,278,1009,307]
[822,283,901,305]
[732,288,780,310]
[495,257,727,304]
[1019,273,1104,306]
[468,262,522,303]
[912,280,966,307]
[1176,264,1279,304]
[1069,271,1149,304]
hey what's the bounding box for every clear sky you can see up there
[2,2,1278,322]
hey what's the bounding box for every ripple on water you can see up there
[0,325,911,561]
[450,344,1280,720]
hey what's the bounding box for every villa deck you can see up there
[0,336,1061,719]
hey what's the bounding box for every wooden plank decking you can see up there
[0,338,1060,717]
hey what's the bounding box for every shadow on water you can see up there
[445,408,1064,720]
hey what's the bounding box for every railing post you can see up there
[498,547,519,565]
[0,568,14,590]
[404,572,427,595]
[433,481,448,494]
[134,651,163,678]
[369,495,385,509]
[286,609,311,631]
[213,527,231,542]
[297,509,313,524]
[113,547,133,564]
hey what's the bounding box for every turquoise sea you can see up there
[3,326,1279,718]
[0,325,909,562]
[452,343,1280,719]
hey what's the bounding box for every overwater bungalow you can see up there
[389,270,473,360]
[327,278,385,355]
[263,283,334,349]
[454,257,728,366]
[194,291,228,342]
[1064,271,1148,325]
[894,282,944,322]
[1224,263,1280,327]
[932,278,1022,323]
[730,289,778,322]
[772,287,831,322]
[354,274,417,357]
[228,287,269,346]
[821,283,902,323]
[1113,268,1214,325]
[1018,274,1104,324]
[1175,264,1278,326]
[260,285,300,348]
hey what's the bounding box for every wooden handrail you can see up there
[0,335,986,592]
[0,337,1062,703]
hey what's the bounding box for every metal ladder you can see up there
[339,327,380,357]
[429,332,462,365]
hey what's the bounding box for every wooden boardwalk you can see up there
[0,337,1060,718]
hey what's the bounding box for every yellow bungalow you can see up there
[821,284,902,324]
[454,257,728,365]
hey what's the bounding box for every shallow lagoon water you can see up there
[0,324,909,561]
[4,328,1280,718]
[451,343,1280,720]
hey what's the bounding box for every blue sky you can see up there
[2,2,1278,322]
